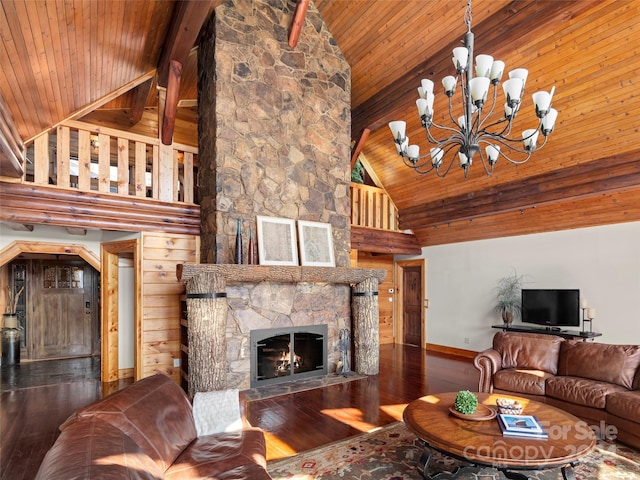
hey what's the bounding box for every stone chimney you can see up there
[197,0,351,266]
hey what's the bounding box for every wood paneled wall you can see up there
[141,232,199,381]
[351,250,394,344]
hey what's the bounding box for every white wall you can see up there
[117,257,135,369]
[398,221,640,351]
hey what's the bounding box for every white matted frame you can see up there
[297,220,335,267]
[256,216,298,266]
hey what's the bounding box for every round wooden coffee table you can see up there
[403,392,596,480]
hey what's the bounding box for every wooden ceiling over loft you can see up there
[1,0,639,246]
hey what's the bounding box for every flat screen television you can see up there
[521,289,580,328]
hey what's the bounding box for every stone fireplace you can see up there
[178,265,384,396]
[182,0,384,396]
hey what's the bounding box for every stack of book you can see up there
[497,413,548,439]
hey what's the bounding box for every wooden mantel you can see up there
[176,264,387,285]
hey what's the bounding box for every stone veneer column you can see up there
[197,0,351,265]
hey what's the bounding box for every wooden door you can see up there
[402,265,422,346]
[31,260,99,359]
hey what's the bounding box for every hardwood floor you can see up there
[0,344,479,479]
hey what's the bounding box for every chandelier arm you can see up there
[435,142,464,177]
[404,154,436,171]
[476,146,496,176]
[478,136,548,165]
[476,85,499,131]
[424,124,466,146]
[479,117,512,138]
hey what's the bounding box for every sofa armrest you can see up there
[474,348,502,393]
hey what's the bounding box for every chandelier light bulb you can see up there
[489,60,505,84]
[419,79,435,98]
[522,129,539,151]
[469,77,490,107]
[442,76,457,97]
[541,108,558,136]
[416,94,435,117]
[509,68,529,89]
[475,54,494,78]
[486,144,500,165]
[452,47,469,73]
[430,147,444,167]
[502,78,524,108]
[388,120,406,141]
[387,0,557,178]
[406,144,420,162]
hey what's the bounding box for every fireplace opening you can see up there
[250,325,328,388]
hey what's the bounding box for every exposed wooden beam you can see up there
[128,78,155,125]
[351,225,421,255]
[156,1,212,88]
[399,152,640,230]
[0,182,200,235]
[24,70,157,144]
[289,0,310,48]
[162,60,182,145]
[350,128,370,171]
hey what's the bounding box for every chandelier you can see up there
[388,0,558,178]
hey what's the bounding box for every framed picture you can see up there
[297,220,335,267]
[256,216,298,266]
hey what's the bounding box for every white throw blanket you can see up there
[192,389,243,437]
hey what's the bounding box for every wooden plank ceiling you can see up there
[1,0,639,246]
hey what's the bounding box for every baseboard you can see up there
[425,343,477,359]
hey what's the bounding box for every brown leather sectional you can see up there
[474,331,640,450]
[35,373,272,479]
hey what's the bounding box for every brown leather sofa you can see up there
[35,373,272,479]
[474,331,640,450]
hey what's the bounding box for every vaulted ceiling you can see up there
[1,0,639,246]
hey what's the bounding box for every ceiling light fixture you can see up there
[388,0,558,178]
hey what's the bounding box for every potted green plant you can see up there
[494,271,525,325]
[454,390,478,415]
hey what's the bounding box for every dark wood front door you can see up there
[22,259,99,359]
[402,265,422,346]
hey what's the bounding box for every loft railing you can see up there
[350,182,399,231]
[11,123,398,233]
[20,120,198,204]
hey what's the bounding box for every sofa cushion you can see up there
[35,416,162,480]
[606,391,640,423]
[164,428,269,479]
[493,331,564,374]
[61,374,197,473]
[557,341,640,389]
[493,369,554,396]
[546,376,628,409]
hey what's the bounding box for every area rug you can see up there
[267,421,640,480]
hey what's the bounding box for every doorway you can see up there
[100,239,142,383]
[394,259,425,347]
[6,257,100,360]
